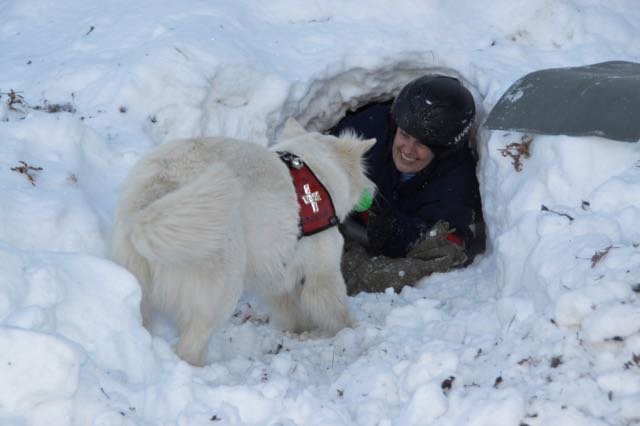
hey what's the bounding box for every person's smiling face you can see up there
[391,127,434,173]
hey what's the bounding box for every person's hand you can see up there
[407,221,467,267]
[366,207,397,254]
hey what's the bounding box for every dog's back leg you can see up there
[176,270,243,366]
[110,217,154,326]
[155,247,245,366]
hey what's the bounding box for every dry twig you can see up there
[2,89,28,113]
[591,245,613,268]
[498,134,532,171]
[541,204,574,221]
[10,161,43,186]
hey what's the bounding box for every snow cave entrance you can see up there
[285,65,487,260]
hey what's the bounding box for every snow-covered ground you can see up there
[1,1,640,424]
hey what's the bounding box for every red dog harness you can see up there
[278,151,339,236]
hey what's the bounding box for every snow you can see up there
[1,0,640,424]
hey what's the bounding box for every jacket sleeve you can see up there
[367,205,431,257]
[368,199,475,258]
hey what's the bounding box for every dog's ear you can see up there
[360,138,376,154]
[335,137,377,160]
[350,137,376,157]
[281,118,307,140]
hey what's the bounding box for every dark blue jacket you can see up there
[332,103,480,257]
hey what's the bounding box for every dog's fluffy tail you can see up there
[130,163,242,264]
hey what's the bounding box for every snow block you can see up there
[0,328,81,412]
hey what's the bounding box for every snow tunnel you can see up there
[274,64,488,262]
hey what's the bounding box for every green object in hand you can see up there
[353,188,374,212]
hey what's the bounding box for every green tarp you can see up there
[484,61,640,142]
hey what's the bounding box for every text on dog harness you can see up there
[278,151,339,236]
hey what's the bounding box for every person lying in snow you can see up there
[331,74,483,295]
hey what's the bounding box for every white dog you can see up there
[110,119,375,366]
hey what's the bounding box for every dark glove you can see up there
[407,221,467,267]
[366,207,397,254]
[339,215,369,247]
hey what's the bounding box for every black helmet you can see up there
[390,75,475,148]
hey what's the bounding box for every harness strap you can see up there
[278,151,339,237]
